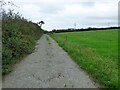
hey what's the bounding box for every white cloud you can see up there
[3,0,119,31]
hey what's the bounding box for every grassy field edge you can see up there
[50,30,118,89]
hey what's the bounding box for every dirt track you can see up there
[3,34,98,88]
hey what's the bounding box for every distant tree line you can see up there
[50,27,120,33]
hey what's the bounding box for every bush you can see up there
[2,10,44,75]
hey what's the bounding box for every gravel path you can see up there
[3,34,98,88]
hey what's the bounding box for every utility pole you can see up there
[108,22,110,27]
[74,22,76,29]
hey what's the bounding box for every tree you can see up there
[38,21,45,28]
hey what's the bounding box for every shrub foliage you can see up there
[2,9,44,75]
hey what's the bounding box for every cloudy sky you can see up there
[4,0,119,31]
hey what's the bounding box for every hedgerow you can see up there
[2,9,44,75]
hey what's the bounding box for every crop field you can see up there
[51,29,118,88]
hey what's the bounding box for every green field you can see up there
[51,30,118,88]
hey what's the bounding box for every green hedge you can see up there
[2,18,43,75]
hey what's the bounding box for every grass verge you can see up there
[51,30,118,89]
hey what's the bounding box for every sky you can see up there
[3,0,119,31]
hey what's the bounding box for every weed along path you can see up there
[3,34,98,88]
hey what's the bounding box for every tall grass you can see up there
[51,30,118,89]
